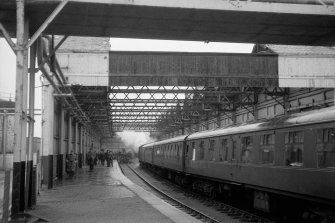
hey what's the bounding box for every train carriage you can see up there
[152,135,188,172]
[185,107,335,209]
[139,107,335,218]
[139,142,155,165]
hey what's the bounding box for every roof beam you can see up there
[26,0,69,49]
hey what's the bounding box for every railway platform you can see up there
[23,161,200,223]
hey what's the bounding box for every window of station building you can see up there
[219,138,229,161]
[317,128,335,168]
[241,136,253,163]
[285,131,304,167]
[198,141,205,160]
[260,134,274,164]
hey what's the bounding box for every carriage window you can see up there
[191,142,196,161]
[321,128,335,143]
[168,146,170,158]
[241,136,253,163]
[285,131,304,167]
[177,146,180,158]
[232,140,237,161]
[260,134,274,164]
[317,128,335,168]
[220,139,229,161]
[261,134,273,145]
[208,139,216,161]
[198,141,205,160]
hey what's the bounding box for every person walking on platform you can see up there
[100,152,105,166]
[66,150,77,176]
[87,149,95,171]
[94,154,98,166]
[105,151,111,167]
[110,152,114,167]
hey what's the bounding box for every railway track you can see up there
[121,164,274,223]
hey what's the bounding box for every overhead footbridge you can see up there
[56,43,335,133]
[1,0,335,45]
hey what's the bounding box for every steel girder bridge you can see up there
[69,84,286,134]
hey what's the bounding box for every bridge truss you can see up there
[69,85,286,134]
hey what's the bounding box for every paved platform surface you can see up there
[28,161,200,223]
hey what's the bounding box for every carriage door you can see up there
[183,141,188,171]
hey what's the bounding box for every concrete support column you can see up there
[85,127,88,159]
[89,128,92,150]
[59,106,66,179]
[75,121,78,154]
[67,115,72,154]
[42,77,55,189]
[78,125,83,168]
[74,121,79,168]
[12,1,29,214]
[26,43,36,209]
[82,127,86,165]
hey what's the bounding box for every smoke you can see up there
[116,131,156,154]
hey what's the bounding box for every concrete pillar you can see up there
[58,106,66,179]
[42,77,54,189]
[12,1,29,214]
[78,125,83,168]
[83,127,87,165]
[67,115,72,154]
[74,121,79,168]
[26,43,36,209]
[75,121,78,154]
[89,128,92,150]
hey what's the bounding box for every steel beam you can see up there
[26,0,69,49]
[109,88,255,95]
[0,22,16,54]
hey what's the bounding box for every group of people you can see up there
[66,149,132,174]
[86,150,114,171]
